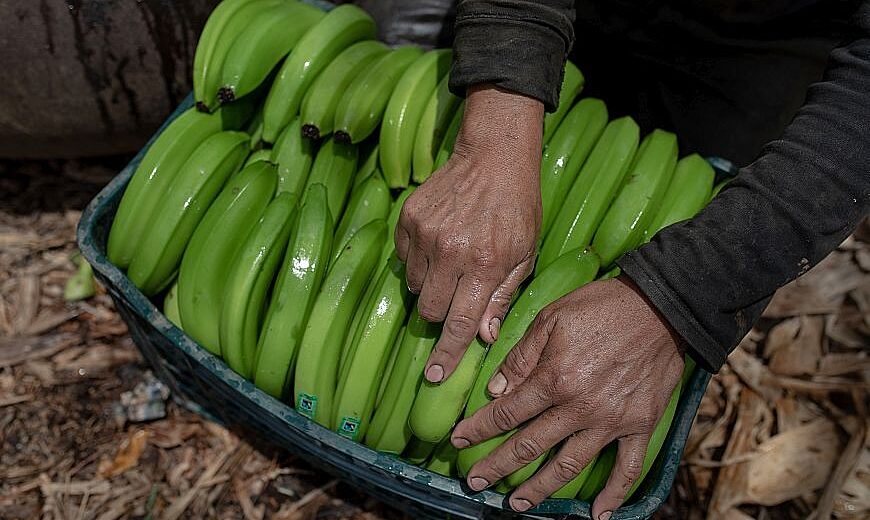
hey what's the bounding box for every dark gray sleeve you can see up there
[448,0,576,111]
[618,1,870,373]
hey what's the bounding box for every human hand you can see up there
[450,276,685,518]
[395,84,544,383]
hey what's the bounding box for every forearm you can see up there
[449,0,576,111]
[619,1,870,372]
[457,85,544,162]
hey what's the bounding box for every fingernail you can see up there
[488,372,507,396]
[489,317,501,342]
[510,498,533,512]
[469,477,489,491]
[426,364,444,383]
[599,511,613,520]
[452,436,470,449]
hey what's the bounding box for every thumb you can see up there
[488,307,554,398]
[478,255,535,344]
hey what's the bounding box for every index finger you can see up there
[424,274,498,382]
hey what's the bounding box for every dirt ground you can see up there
[1,160,868,520]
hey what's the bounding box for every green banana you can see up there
[377,325,406,408]
[253,184,333,398]
[433,100,465,170]
[365,307,440,453]
[301,137,359,225]
[412,75,462,183]
[217,1,324,104]
[333,255,414,441]
[644,154,715,239]
[300,41,389,140]
[163,280,182,329]
[457,248,600,477]
[127,131,250,295]
[379,50,452,188]
[271,117,316,198]
[709,177,730,202]
[193,0,274,110]
[409,338,488,444]
[576,444,616,501]
[333,46,425,144]
[597,265,622,280]
[592,129,678,266]
[220,193,296,379]
[542,62,585,144]
[403,437,437,465]
[263,4,377,142]
[424,438,459,477]
[293,220,386,427]
[538,116,639,273]
[176,162,278,355]
[243,148,273,168]
[331,174,392,266]
[245,106,265,150]
[552,450,603,500]
[107,103,254,269]
[539,98,608,236]
[354,141,381,188]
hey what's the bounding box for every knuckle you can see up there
[470,248,497,269]
[417,301,443,322]
[510,438,544,464]
[444,314,476,340]
[503,350,529,379]
[554,456,585,483]
[490,404,518,431]
[621,459,643,484]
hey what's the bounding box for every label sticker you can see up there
[296,393,317,420]
[338,416,361,441]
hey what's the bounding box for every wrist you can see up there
[455,84,544,161]
[616,274,686,357]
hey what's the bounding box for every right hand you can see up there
[395,84,545,383]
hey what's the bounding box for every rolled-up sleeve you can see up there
[449,0,576,111]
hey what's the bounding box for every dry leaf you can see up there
[765,252,867,317]
[816,418,867,520]
[832,421,870,519]
[774,396,822,432]
[727,348,782,402]
[763,318,801,359]
[769,316,824,376]
[818,352,870,376]
[97,429,148,478]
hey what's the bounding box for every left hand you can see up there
[450,276,685,519]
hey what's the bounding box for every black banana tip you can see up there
[301,124,321,140]
[334,131,352,144]
[217,86,235,105]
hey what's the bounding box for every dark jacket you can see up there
[450,0,870,372]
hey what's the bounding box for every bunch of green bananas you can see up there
[105,0,725,502]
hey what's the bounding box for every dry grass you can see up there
[1,160,867,519]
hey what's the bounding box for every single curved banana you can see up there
[127,131,250,295]
[253,184,333,398]
[333,46,424,144]
[262,4,377,142]
[376,325,406,408]
[331,173,391,266]
[408,338,487,444]
[538,116,639,274]
[365,307,439,454]
[542,61,584,144]
[643,154,715,240]
[107,103,254,269]
[593,129,678,266]
[271,117,316,198]
[194,0,281,111]
[333,254,413,441]
[301,136,359,224]
[300,41,389,140]
[217,1,324,104]
[293,220,386,427]
[457,248,600,477]
[353,141,381,189]
[433,100,465,170]
[539,98,608,237]
[220,192,296,379]
[177,162,278,355]
[379,49,452,188]
[412,76,461,183]
[163,280,183,329]
[243,149,273,168]
[193,0,266,110]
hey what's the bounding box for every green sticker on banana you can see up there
[338,416,362,441]
[296,393,318,420]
